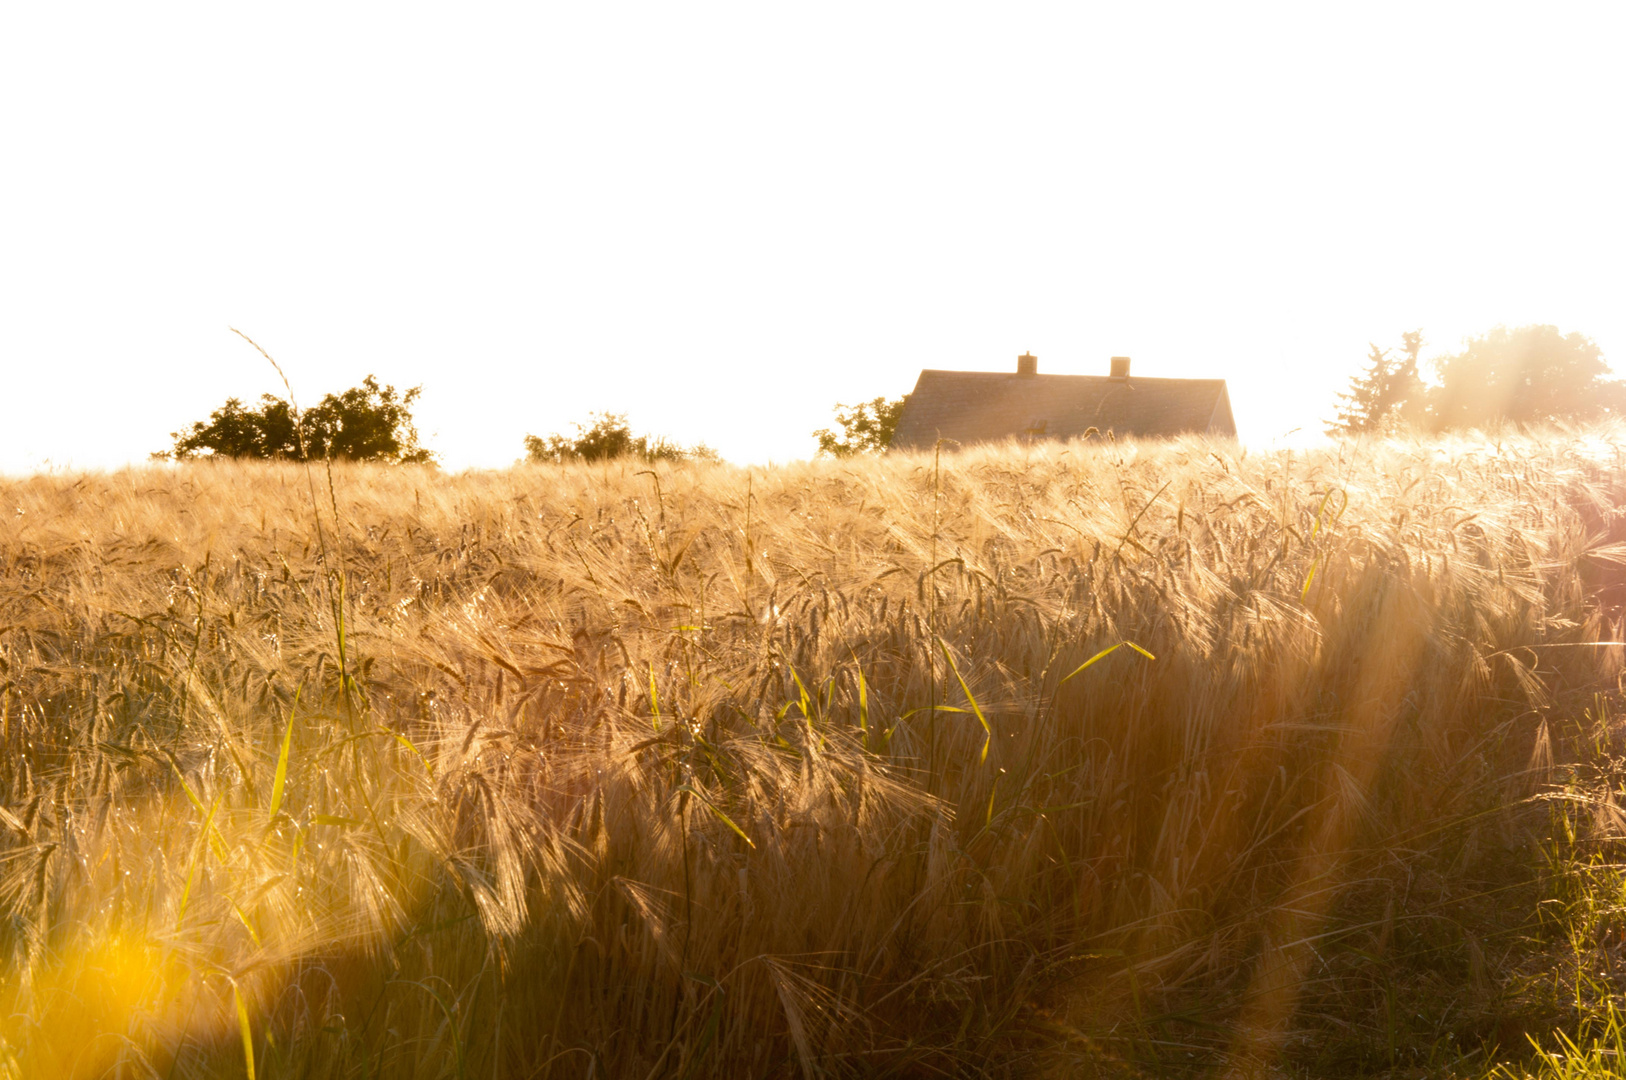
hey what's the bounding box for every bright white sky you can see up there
[3,3,1623,473]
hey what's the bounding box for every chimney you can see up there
[1016,352,1038,377]
[1109,356,1131,380]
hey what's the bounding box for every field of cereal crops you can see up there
[5,430,1626,1078]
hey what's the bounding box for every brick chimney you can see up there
[1110,356,1131,379]
[1017,352,1038,377]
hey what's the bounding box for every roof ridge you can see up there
[916,368,1225,382]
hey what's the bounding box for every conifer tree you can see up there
[1327,331,1424,435]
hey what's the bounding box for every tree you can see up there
[1327,325,1625,436]
[163,376,435,463]
[1427,325,1623,431]
[813,396,908,457]
[1327,331,1426,436]
[523,413,720,464]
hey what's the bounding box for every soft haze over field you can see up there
[3,3,1624,472]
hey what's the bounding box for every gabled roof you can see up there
[890,369,1235,451]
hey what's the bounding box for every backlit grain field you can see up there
[4,430,1626,1078]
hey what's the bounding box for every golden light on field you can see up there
[2,936,193,1079]
[2,429,1625,1074]
[7,4,1626,1076]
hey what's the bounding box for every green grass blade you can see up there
[1058,643,1124,683]
[676,784,756,849]
[899,705,969,720]
[649,661,661,732]
[1059,640,1156,685]
[267,682,301,823]
[938,637,992,762]
[789,665,812,720]
[169,759,230,862]
[232,980,257,1080]
[229,898,263,948]
[856,662,868,736]
[176,792,222,928]
[390,730,435,779]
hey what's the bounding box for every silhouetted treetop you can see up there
[164,376,434,463]
[523,413,719,464]
[813,396,908,457]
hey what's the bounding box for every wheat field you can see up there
[3,430,1625,1078]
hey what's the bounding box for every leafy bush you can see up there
[523,412,719,464]
[162,376,435,464]
[813,395,907,456]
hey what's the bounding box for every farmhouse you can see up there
[889,354,1236,451]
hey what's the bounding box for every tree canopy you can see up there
[1328,325,1623,435]
[813,396,908,457]
[163,376,434,463]
[1428,324,1622,430]
[523,413,719,464]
